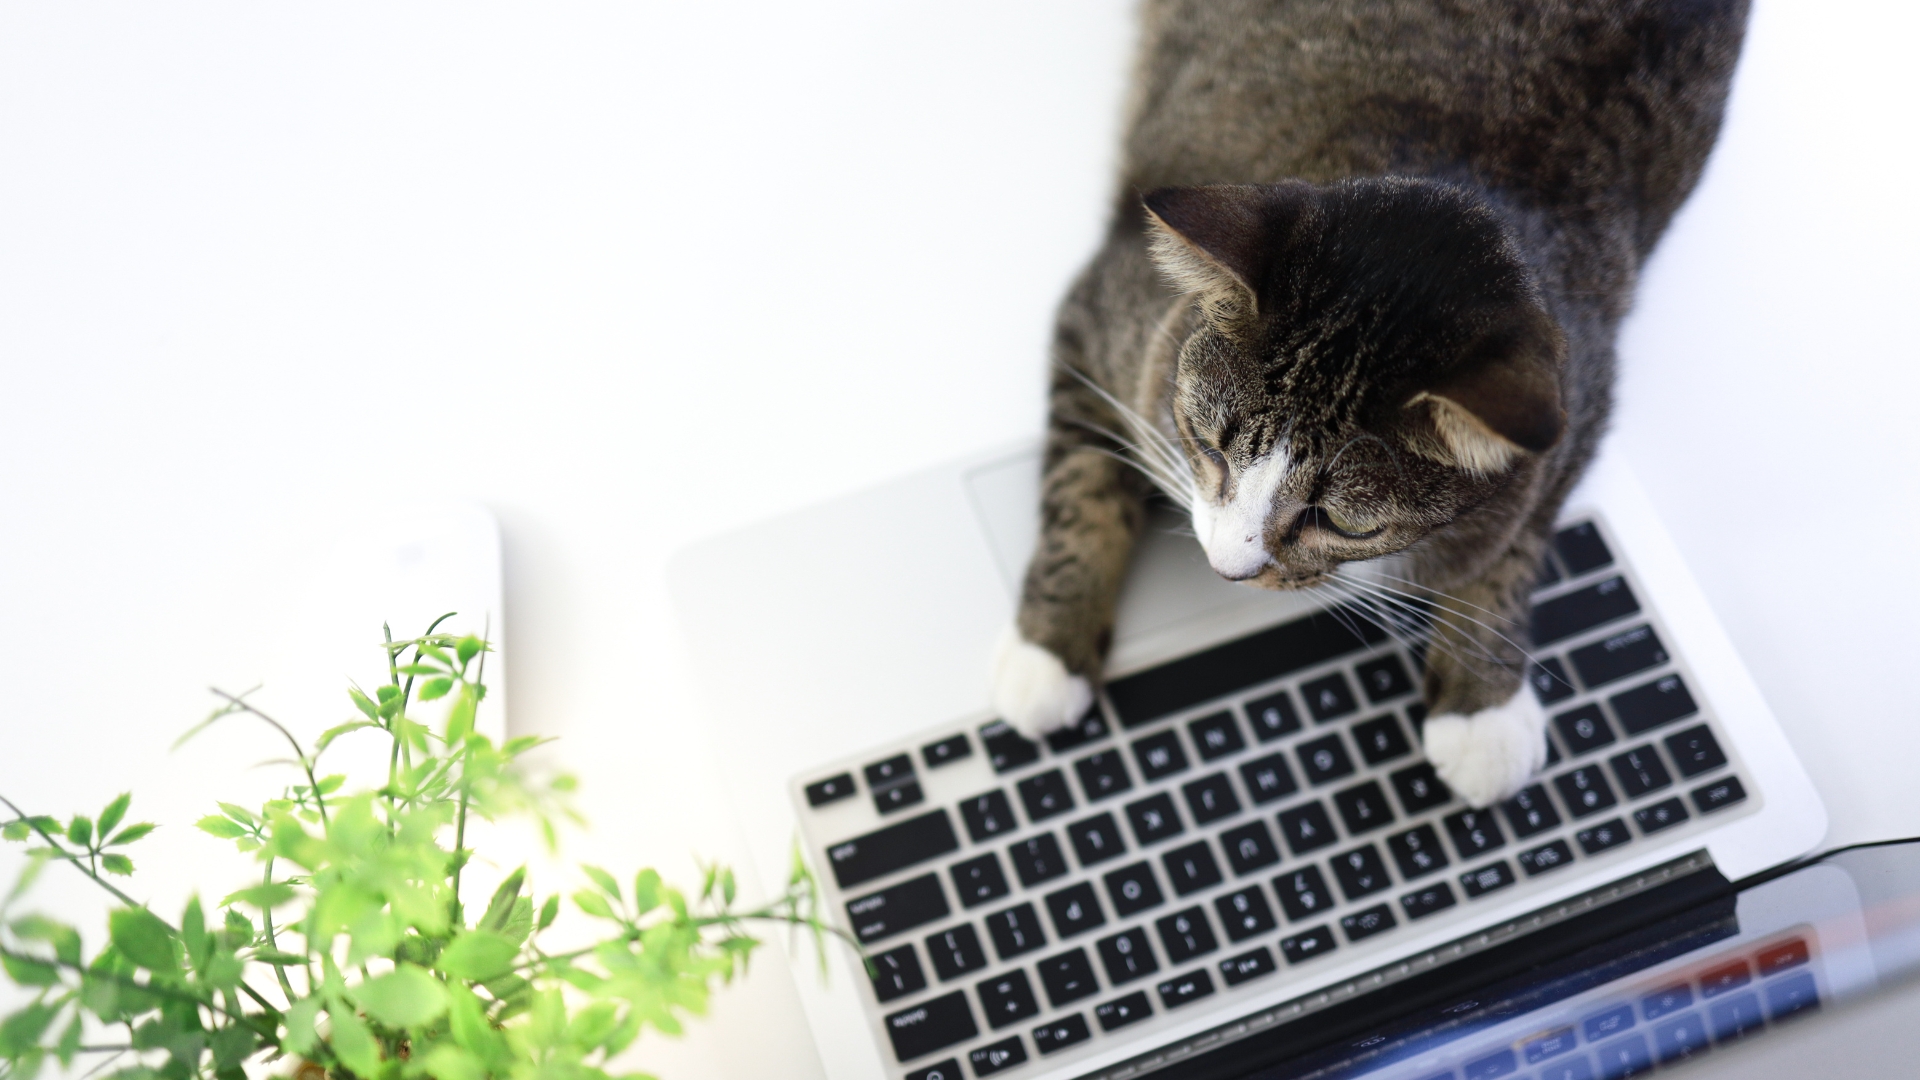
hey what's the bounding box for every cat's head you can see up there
[1143,178,1565,588]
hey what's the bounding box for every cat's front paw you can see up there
[1422,692,1548,808]
[991,627,1093,739]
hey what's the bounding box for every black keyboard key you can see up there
[1331,844,1392,900]
[848,874,951,943]
[1163,840,1224,895]
[1297,733,1357,785]
[1215,886,1278,940]
[1036,948,1099,1007]
[1766,971,1819,1020]
[1400,882,1457,920]
[1387,824,1450,880]
[950,853,1011,908]
[825,809,957,888]
[1553,704,1616,756]
[1460,861,1517,898]
[1066,812,1127,868]
[885,991,977,1063]
[1634,797,1689,834]
[1182,773,1242,824]
[1032,1013,1092,1055]
[1102,861,1165,916]
[1125,792,1185,846]
[1334,780,1397,835]
[1554,765,1619,817]
[1501,785,1562,838]
[1576,817,1632,855]
[1189,711,1246,760]
[1569,625,1668,689]
[1665,725,1727,778]
[875,781,925,814]
[1157,968,1215,1009]
[976,969,1040,1029]
[1341,903,1396,942]
[1693,776,1748,815]
[1518,839,1576,876]
[1709,992,1764,1041]
[1008,833,1069,887]
[906,1061,960,1080]
[1529,657,1578,705]
[1274,865,1336,921]
[969,1035,1027,1076]
[1156,906,1219,963]
[1017,769,1075,823]
[981,720,1041,773]
[1445,808,1507,858]
[1352,714,1413,765]
[1245,690,1303,741]
[1545,734,1563,767]
[805,773,856,807]
[1355,655,1415,703]
[1302,672,1360,722]
[1554,521,1614,574]
[1391,763,1453,813]
[1096,928,1158,985]
[1639,982,1692,1022]
[1073,750,1133,801]
[1610,746,1673,798]
[1239,752,1300,805]
[1281,925,1337,964]
[1611,674,1698,735]
[1220,820,1282,875]
[983,903,1046,960]
[1046,708,1110,753]
[1104,609,1382,727]
[1094,990,1153,1031]
[960,790,1017,843]
[1044,882,1106,939]
[1131,730,1190,780]
[925,924,989,981]
[1220,946,1278,986]
[1654,1013,1710,1064]
[1583,1003,1636,1042]
[922,734,971,769]
[869,944,927,1002]
[1522,1026,1578,1064]
[1278,801,1340,855]
[1532,576,1639,645]
[1536,552,1564,588]
[866,754,915,789]
[1464,1049,1518,1080]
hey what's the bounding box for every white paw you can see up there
[1422,692,1548,808]
[990,627,1093,739]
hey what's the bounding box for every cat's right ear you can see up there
[1142,183,1310,318]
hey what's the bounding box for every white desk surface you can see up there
[0,2,1913,1078]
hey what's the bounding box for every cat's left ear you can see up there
[1406,313,1567,474]
[1142,183,1311,317]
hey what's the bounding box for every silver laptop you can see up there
[668,442,1824,1080]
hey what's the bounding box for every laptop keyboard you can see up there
[792,518,1761,1080]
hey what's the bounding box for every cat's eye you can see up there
[1314,504,1385,540]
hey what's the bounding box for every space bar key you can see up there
[825,809,960,890]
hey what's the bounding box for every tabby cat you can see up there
[992,0,1747,806]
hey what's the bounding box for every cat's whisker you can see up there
[1337,573,1539,669]
[1059,362,1198,503]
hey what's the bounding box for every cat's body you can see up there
[994,0,1748,805]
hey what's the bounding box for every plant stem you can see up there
[0,794,141,909]
[206,690,330,828]
[258,856,298,1001]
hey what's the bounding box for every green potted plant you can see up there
[0,620,844,1080]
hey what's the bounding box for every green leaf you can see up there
[107,908,175,973]
[418,677,454,701]
[221,883,296,910]
[10,917,81,968]
[54,1014,81,1067]
[348,687,380,720]
[97,794,131,839]
[315,774,345,795]
[316,720,378,753]
[582,865,621,901]
[208,1023,254,1071]
[632,869,663,915]
[395,663,441,677]
[416,1043,484,1080]
[281,997,321,1056]
[536,895,560,931]
[376,684,402,704]
[181,897,209,972]
[572,890,614,920]
[196,815,248,840]
[106,823,156,846]
[444,688,476,743]
[98,854,133,876]
[721,866,737,906]
[479,868,526,933]
[328,1009,382,1077]
[457,636,482,664]
[0,1002,59,1058]
[355,963,447,1028]
[251,949,308,966]
[1,821,26,842]
[435,931,517,981]
[1,952,61,986]
[65,816,92,848]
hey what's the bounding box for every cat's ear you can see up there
[1142,183,1309,317]
[1406,313,1566,474]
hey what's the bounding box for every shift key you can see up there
[847,874,950,944]
[827,809,960,889]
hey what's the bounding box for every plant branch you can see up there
[206,689,329,828]
[0,794,141,909]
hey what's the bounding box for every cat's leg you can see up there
[994,425,1148,738]
[1413,538,1552,807]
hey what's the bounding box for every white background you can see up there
[0,2,1914,1078]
